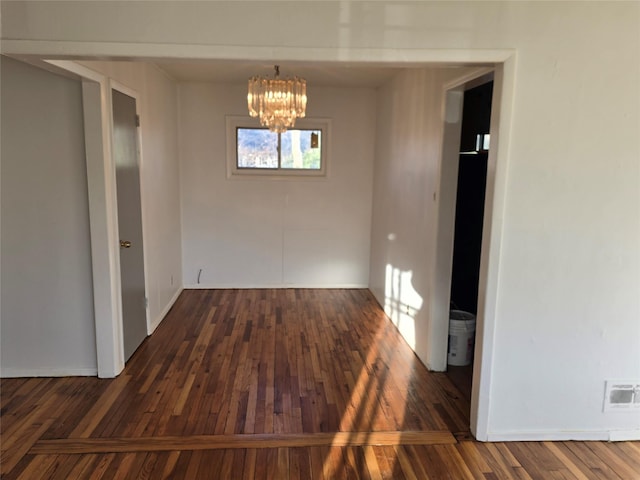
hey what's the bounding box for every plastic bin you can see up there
[447,310,476,366]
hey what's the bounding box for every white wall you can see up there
[370,68,450,364]
[369,68,480,372]
[1,1,639,440]
[368,6,640,440]
[1,57,97,376]
[79,61,183,331]
[179,83,375,287]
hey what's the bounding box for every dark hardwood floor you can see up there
[1,289,638,479]
[445,365,473,404]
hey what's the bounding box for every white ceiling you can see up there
[154,59,427,87]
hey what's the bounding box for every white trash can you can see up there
[447,310,476,366]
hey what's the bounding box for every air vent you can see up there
[603,380,640,412]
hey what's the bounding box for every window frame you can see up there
[226,116,330,179]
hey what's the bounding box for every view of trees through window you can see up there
[237,128,322,170]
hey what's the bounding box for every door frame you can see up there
[38,60,150,378]
[431,68,496,368]
[430,66,496,373]
[28,49,516,441]
[430,60,516,440]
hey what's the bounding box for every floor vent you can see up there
[604,380,640,412]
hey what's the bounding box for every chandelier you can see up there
[247,65,307,133]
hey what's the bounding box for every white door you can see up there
[431,86,465,370]
[112,89,147,362]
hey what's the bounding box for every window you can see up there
[237,128,322,170]
[227,117,329,177]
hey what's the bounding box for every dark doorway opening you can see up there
[446,80,493,402]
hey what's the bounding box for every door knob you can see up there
[120,240,132,248]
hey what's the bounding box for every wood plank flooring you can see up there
[1,289,638,479]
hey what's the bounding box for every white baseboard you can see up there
[609,429,640,441]
[184,283,369,290]
[149,287,183,334]
[486,429,640,442]
[1,367,98,378]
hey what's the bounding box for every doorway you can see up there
[446,80,494,402]
[112,88,148,362]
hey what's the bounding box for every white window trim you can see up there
[226,116,331,179]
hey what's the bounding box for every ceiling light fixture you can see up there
[247,65,307,133]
